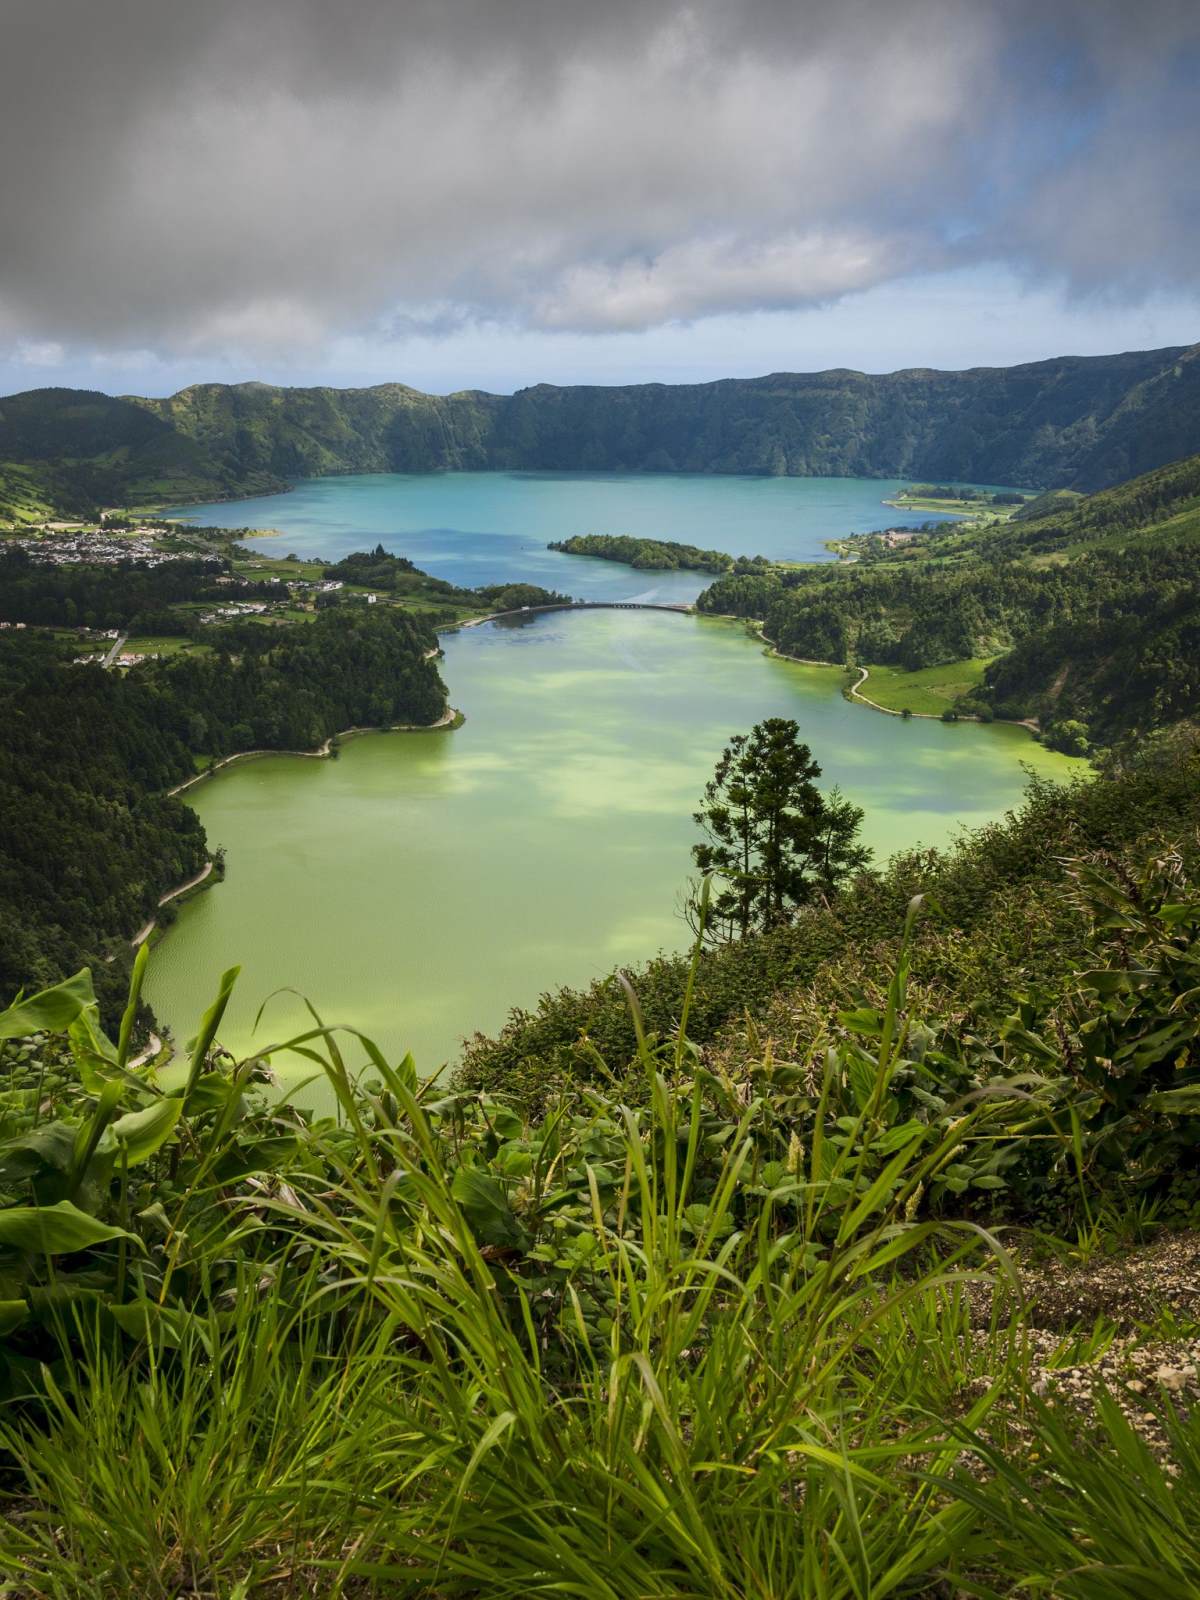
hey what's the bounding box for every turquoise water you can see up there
[144,610,1079,1084]
[172,470,962,604]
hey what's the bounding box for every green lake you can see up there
[145,609,1079,1083]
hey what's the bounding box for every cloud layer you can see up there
[1,0,1196,362]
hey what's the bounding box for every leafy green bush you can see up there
[0,952,320,1403]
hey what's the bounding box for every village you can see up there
[2,524,186,566]
[0,516,379,670]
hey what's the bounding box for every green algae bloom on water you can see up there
[144,609,1078,1083]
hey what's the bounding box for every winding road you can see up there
[130,859,215,947]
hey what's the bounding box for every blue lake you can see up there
[172,470,961,603]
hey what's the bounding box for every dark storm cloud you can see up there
[0,0,1196,355]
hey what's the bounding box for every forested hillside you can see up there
[980,595,1200,739]
[699,450,1200,748]
[931,447,1200,562]
[0,635,207,1025]
[0,391,270,515]
[3,342,1200,517]
[0,611,445,1027]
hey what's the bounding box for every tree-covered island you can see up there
[547,532,738,572]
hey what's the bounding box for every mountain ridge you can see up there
[1,341,1199,517]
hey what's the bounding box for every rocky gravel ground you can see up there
[1011,1229,1200,1330]
[969,1230,1200,1456]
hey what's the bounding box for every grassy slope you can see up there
[856,657,991,714]
[965,454,1200,735]
[846,450,1200,572]
[0,462,60,523]
[123,635,214,658]
[968,448,1200,560]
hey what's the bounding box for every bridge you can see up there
[573,601,693,613]
[462,600,694,627]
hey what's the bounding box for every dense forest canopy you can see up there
[149,606,446,758]
[701,542,1199,710]
[960,448,1200,561]
[0,633,206,1025]
[3,342,1200,519]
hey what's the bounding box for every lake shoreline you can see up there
[135,704,462,979]
[734,619,1045,739]
[130,860,218,949]
[144,604,1052,1006]
[143,606,1081,1077]
[166,705,461,799]
[164,465,935,516]
[846,663,1041,732]
[166,470,961,607]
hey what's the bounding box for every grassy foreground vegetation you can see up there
[0,740,1198,1595]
